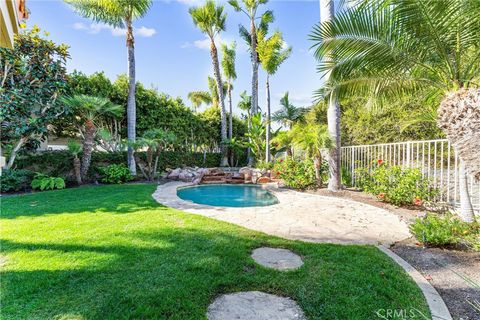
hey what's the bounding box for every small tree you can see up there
[61,95,123,181]
[133,129,177,181]
[0,26,69,169]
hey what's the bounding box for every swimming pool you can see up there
[177,184,279,207]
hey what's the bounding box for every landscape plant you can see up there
[66,0,153,176]
[0,26,69,169]
[257,30,291,162]
[221,42,237,141]
[411,213,480,251]
[273,157,317,190]
[100,164,132,184]
[67,140,83,185]
[31,173,66,191]
[0,169,34,193]
[356,162,436,207]
[60,95,123,182]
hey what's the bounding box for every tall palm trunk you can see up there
[458,160,475,222]
[320,0,342,191]
[81,120,96,180]
[209,39,228,166]
[126,18,137,176]
[228,82,233,140]
[265,74,271,163]
[247,17,258,166]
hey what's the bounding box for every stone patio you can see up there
[152,181,411,245]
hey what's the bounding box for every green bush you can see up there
[14,150,226,183]
[273,157,316,190]
[356,162,436,206]
[100,164,132,184]
[1,169,35,193]
[31,173,66,191]
[411,213,480,251]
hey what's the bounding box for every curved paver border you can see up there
[377,245,452,320]
[152,181,410,245]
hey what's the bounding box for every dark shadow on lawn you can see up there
[1,227,430,320]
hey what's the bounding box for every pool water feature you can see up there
[177,184,279,207]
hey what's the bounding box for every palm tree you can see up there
[292,120,331,187]
[316,0,342,192]
[228,0,270,116]
[221,42,237,141]
[61,95,123,181]
[67,140,83,185]
[272,92,306,130]
[237,91,252,119]
[310,0,480,221]
[257,30,292,162]
[66,0,152,177]
[188,91,212,112]
[189,0,229,166]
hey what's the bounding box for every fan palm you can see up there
[272,92,306,130]
[257,30,292,162]
[228,0,271,116]
[221,42,237,140]
[189,0,228,166]
[65,0,152,176]
[61,95,123,181]
[310,0,480,221]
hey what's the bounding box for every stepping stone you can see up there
[207,291,305,320]
[251,247,303,270]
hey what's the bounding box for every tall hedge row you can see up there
[14,151,224,183]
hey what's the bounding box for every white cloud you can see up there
[182,35,248,52]
[72,22,156,38]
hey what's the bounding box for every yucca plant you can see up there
[67,140,83,185]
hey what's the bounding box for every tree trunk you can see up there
[320,0,342,192]
[73,155,82,185]
[228,82,233,140]
[5,136,27,170]
[327,91,341,191]
[265,75,271,163]
[126,18,137,176]
[314,155,322,188]
[250,17,259,114]
[458,160,476,222]
[210,39,229,166]
[81,120,96,180]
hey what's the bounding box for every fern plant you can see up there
[31,173,66,191]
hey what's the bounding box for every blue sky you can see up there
[26,0,323,115]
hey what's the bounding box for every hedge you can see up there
[14,150,225,183]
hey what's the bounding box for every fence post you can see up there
[351,147,355,186]
[406,141,411,168]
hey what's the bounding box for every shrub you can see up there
[31,173,66,191]
[356,162,436,206]
[14,150,227,183]
[0,169,34,193]
[411,213,480,251]
[273,157,316,190]
[100,164,132,184]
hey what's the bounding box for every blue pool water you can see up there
[177,184,279,207]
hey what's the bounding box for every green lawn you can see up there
[1,184,429,319]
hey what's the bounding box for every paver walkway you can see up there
[153,182,411,245]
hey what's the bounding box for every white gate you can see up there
[341,139,480,212]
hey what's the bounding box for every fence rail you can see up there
[341,139,480,213]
